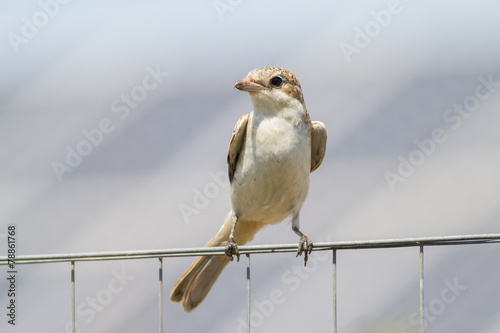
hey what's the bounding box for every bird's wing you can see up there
[227,114,250,183]
[310,121,327,172]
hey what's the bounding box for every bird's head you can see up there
[234,67,306,112]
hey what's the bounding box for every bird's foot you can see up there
[225,236,240,262]
[296,235,313,266]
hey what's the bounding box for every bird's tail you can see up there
[170,212,264,312]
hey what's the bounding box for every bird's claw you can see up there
[225,236,240,262]
[296,235,313,266]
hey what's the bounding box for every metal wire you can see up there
[159,257,163,333]
[332,249,337,333]
[1,233,499,333]
[71,261,76,333]
[419,246,424,333]
[246,254,251,333]
[2,234,499,265]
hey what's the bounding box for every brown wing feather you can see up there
[311,121,327,172]
[227,114,250,183]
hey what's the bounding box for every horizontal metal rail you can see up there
[1,233,499,265]
[2,233,499,333]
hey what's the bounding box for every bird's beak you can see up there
[234,77,264,92]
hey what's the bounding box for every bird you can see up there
[170,66,327,312]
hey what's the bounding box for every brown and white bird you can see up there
[170,67,327,312]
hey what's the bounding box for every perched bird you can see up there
[170,67,327,312]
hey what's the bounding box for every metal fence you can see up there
[2,233,500,332]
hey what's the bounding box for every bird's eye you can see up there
[270,76,282,87]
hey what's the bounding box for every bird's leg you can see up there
[225,212,240,262]
[292,214,313,266]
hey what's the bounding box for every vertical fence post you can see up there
[71,260,76,333]
[159,257,164,333]
[419,245,424,333]
[332,250,337,333]
[246,254,251,333]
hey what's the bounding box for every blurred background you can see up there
[1,0,500,332]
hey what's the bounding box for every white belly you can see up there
[230,114,310,224]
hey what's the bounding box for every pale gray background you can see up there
[1,0,500,332]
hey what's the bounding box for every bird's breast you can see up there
[230,114,311,223]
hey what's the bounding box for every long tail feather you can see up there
[170,212,264,312]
